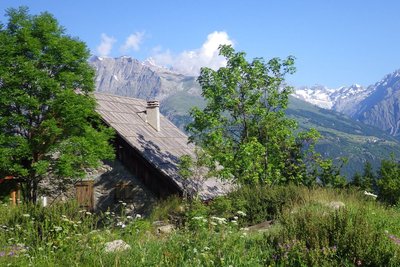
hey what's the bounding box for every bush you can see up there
[273,204,400,266]
[210,184,306,226]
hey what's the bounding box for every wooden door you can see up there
[75,180,94,211]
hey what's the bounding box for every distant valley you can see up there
[90,56,400,177]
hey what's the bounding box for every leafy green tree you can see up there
[362,161,375,192]
[376,155,400,205]
[186,45,320,185]
[350,171,362,188]
[0,7,114,203]
[314,158,347,188]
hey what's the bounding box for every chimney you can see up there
[146,100,160,131]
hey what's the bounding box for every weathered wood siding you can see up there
[114,135,182,198]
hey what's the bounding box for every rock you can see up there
[245,220,274,233]
[156,224,175,234]
[104,240,131,253]
[327,201,345,210]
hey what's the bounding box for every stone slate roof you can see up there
[94,92,231,199]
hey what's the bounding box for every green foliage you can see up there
[186,45,321,185]
[351,171,362,187]
[362,161,376,192]
[314,158,347,188]
[377,155,400,205]
[0,7,114,202]
[217,184,305,225]
[149,195,184,222]
[0,186,400,266]
[277,204,398,266]
[1,187,400,266]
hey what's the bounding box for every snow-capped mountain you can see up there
[293,69,400,136]
[89,56,200,102]
[89,55,400,177]
[293,84,373,114]
[294,85,336,109]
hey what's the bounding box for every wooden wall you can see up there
[114,135,182,198]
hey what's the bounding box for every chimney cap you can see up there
[147,100,159,108]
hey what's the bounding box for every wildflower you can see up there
[192,216,204,220]
[211,216,227,224]
[22,214,30,218]
[116,222,126,228]
[210,222,217,226]
[126,215,133,220]
[237,211,246,217]
[79,210,86,213]
[203,246,210,251]
[105,211,111,215]
[135,214,142,219]
[85,211,92,215]
[53,226,62,232]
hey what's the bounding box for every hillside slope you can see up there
[91,57,400,177]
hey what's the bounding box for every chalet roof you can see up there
[94,92,231,199]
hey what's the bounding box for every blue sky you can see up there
[1,1,400,88]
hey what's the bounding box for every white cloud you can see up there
[121,32,145,53]
[97,33,116,57]
[150,31,234,76]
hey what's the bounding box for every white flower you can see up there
[192,216,204,220]
[211,216,227,224]
[126,215,133,220]
[85,211,92,215]
[135,214,142,219]
[116,222,126,228]
[22,214,30,217]
[237,211,247,217]
[53,226,62,232]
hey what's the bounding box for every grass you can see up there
[0,186,399,266]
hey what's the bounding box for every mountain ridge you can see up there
[89,56,400,177]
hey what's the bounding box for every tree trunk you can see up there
[24,179,38,204]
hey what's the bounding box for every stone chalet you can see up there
[84,92,230,210]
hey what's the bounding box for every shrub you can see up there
[274,204,400,266]
[211,184,306,226]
